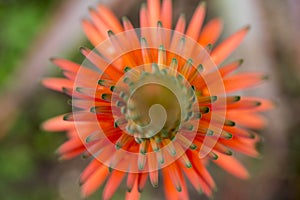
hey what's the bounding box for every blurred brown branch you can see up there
[211,0,299,199]
[0,0,137,139]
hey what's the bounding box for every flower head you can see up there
[42,0,272,199]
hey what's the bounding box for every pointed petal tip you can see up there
[63,113,70,121]
[140,37,147,43]
[40,123,47,132]
[90,106,96,113]
[110,86,115,92]
[82,153,90,159]
[107,30,115,36]
[79,46,87,53]
[57,155,66,162]
[197,189,203,195]
[141,2,147,9]
[122,16,129,22]
[81,18,88,23]
[176,185,182,192]
[81,19,93,29]
[255,152,263,159]
[206,43,213,51]
[262,74,269,80]
[157,20,163,27]
[200,106,210,114]
[249,132,256,139]
[179,13,186,19]
[185,162,192,168]
[256,101,262,106]
[235,96,241,101]
[245,25,251,31]
[225,132,233,140]
[243,172,250,180]
[75,86,82,93]
[212,186,218,192]
[211,95,218,102]
[61,87,69,94]
[54,148,60,155]
[210,152,219,160]
[97,79,103,85]
[79,179,84,186]
[199,1,207,8]
[49,57,59,63]
[239,59,244,65]
[87,6,94,12]
[225,120,235,126]
[81,191,89,200]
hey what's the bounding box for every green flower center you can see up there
[112,63,198,141]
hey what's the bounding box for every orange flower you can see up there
[42,0,272,199]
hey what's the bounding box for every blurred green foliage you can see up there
[0,89,68,200]
[0,0,56,85]
[0,0,69,199]
[0,0,299,199]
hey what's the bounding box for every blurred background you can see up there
[0,0,299,199]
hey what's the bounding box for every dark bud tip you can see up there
[262,75,269,80]
[108,30,114,36]
[98,79,104,85]
[176,186,182,192]
[200,1,206,8]
[206,44,213,51]
[238,59,244,65]
[63,113,70,121]
[157,20,163,27]
[122,16,129,22]
[211,96,218,102]
[245,25,251,31]
[235,96,241,101]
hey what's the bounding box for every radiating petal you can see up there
[186,2,206,41]
[211,26,250,65]
[213,153,249,179]
[198,18,223,46]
